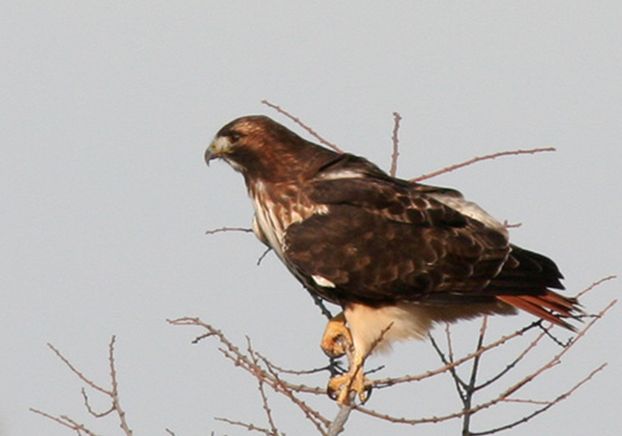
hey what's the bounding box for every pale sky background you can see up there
[1,2,621,435]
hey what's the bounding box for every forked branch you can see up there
[30,336,133,436]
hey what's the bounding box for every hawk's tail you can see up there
[497,291,581,331]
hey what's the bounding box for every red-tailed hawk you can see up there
[205,115,579,405]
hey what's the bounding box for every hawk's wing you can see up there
[283,175,560,306]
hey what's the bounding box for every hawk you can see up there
[205,115,579,405]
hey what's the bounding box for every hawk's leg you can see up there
[327,348,372,405]
[320,312,352,358]
[321,311,372,404]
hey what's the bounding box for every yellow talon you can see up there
[327,360,372,405]
[320,312,353,358]
[321,311,374,405]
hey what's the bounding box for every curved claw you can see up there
[320,312,352,358]
[327,371,372,405]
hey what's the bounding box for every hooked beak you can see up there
[204,136,232,166]
[204,142,216,166]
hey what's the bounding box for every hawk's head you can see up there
[205,115,337,182]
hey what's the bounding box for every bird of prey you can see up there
[204,115,579,405]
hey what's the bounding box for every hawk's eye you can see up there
[228,132,241,143]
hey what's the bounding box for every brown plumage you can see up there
[205,115,580,403]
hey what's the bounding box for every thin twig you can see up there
[474,329,547,392]
[108,336,133,436]
[34,337,133,436]
[247,339,280,435]
[309,292,334,320]
[375,320,542,388]
[411,147,556,182]
[255,351,336,376]
[261,100,343,153]
[263,359,330,434]
[461,316,488,435]
[389,112,402,177]
[46,343,111,396]
[205,226,252,235]
[216,417,275,435]
[471,363,607,435]
[257,247,272,266]
[30,408,97,436]
[169,317,327,398]
[503,220,523,229]
[81,388,114,418]
[429,333,466,401]
[576,275,617,298]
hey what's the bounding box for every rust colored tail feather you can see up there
[497,291,581,331]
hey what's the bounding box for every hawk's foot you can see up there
[320,312,352,358]
[327,368,372,405]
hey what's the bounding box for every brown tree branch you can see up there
[46,342,111,396]
[461,316,489,434]
[81,388,114,418]
[411,147,556,182]
[205,226,253,235]
[356,298,615,427]
[29,408,97,436]
[374,320,543,389]
[261,100,343,153]
[215,417,276,435]
[473,328,547,392]
[327,405,353,436]
[108,336,133,435]
[576,275,617,298]
[471,363,607,435]
[31,336,133,436]
[389,112,402,177]
[247,339,280,435]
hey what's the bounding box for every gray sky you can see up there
[1,2,620,435]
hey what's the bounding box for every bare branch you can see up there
[261,100,343,153]
[576,274,617,298]
[257,247,272,266]
[108,336,133,435]
[358,298,615,426]
[389,112,402,177]
[46,342,111,396]
[474,329,547,392]
[216,416,275,435]
[261,358,330,433]
[255,351,336,376]
[327,405,353,436]
[33,336,133,436]
[472,363,607,435]
[375,320,542,389]
[429,332,466,401]
[205,226,252,235]
[411,147,556,182]
[460,316,489,433]
[503,220,522,229]
[30,408,97,436]
[81,388,114,418]
[169,317,326,398]
[247,339,280,435]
